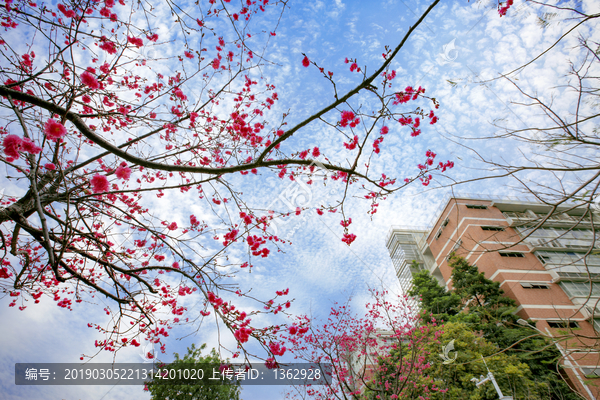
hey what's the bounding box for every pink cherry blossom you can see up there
[115,164,131,180]
[90,174,110,193]
[81,71,100,89]
[127,36,144,47]
[21,138,41,154]
[57,4,75,18]
[3,135,23,158]
[99,38,117,54]
[341,233,357,245]
[44,119,67,141]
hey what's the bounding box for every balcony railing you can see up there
[504,211,599,228]
[527,238,598,251]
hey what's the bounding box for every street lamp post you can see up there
[470,356,513,400]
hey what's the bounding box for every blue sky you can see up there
[2,0,599,399]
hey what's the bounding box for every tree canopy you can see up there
[0,0,450,363]
[408,254,581,399]
[284,290,444,400]
[363,321,550,400]
[146,343,241,400]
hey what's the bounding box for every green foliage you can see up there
[408,266,461,322]
[146,343,241,400]
[448,254,515,309]
[445,254,519,341]
[408,254,581,399]
[419,322,547,399]
[360,322,544,399]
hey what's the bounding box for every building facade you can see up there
[386,195,600,399]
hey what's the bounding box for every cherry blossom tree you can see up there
[283,290,445,399]
[0,0,451,362]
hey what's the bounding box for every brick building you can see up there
[386,195,600,399]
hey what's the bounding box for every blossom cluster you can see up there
[247,235,270,257]
[341,233,357,245]
[344,57,361,73]
[2,134,41,161]
[498,0,514,16]
[0,0,463,367]
[115,162,132,179]
[339,110,360,128]
[393,86,425,105]
[44,119,67,141]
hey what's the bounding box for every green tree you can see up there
[444,255,520,343]
[364,321,547,400]
[408,254,581,399]
[146,343,241,400]
[408,262,461,323]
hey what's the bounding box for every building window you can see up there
[466,204,487,209]
[499,252,525,258]
[435,218,450,240]
[520,283,550,289]
[453,239,462,250]
[593,319,600,333]
[534,212,576,222]
[535,251,600,267]
[556,272,600,281]
[582,367,600,378]
[518,227,599,246]
[537,255,549,264]
[547,321,579,329]
[560,281,600,297]
[503,211,532,219]
[446,239,463,258]
[482,226,505,231]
